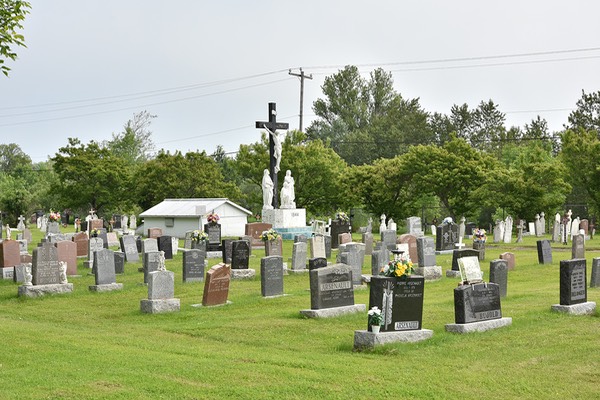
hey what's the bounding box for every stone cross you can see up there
[255,102,289,209]
[516,219,525,243]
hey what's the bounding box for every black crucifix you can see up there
[255,102,289,209]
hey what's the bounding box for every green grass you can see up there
[0,229,598,399]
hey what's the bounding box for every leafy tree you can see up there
[448,100,507,155]
[561,128,600,214]
[134,150,241,210]
[565,90,600,134]
[0,0,30,76]
[51,138,132,214]
[104,110,156,164]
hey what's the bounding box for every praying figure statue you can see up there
[157,251,166,271]
[280,170,296,209]
[262,169,274,210]
[263,124,284,173]
[59,261,68,284]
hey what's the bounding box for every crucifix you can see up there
[255,102,289,209]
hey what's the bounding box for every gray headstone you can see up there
[571,234,585,259]
[148,269,175,300]
[32,242,60,285]
[489,259,508,297]
[183,249,206,282]
[142,238,158,254]
[120,235,139,262]
[451,249,480,271]
[114,251,125,274]
[14,263,30,283]
[454,282,502,323]
[416,237,436,267]
[222,239,234,263]
[294,234,308,243]
[536,240,552,264]
[324,235,332,259]
[309,263,354,310]
[371,242,390,276]
[88,237,104,261]
[309,235,326,259]
[261,256,284,297]
[361,232,373,256]
[337,242,365,285]
[94,248,116,285]
[184,231,194,249]
[143,251,162,284]
[436,223,459,251]
[291,241,307,271]
[380,230,397,250]
[591,257,600,288]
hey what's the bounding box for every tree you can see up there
[104,110,156,164]
[0,0,30,76]
[51,138,132,214]
[565,90,600,134]
[134,150,241,210]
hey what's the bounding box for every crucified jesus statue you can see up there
[263,124,284,173]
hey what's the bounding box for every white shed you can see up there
[139,198,252,238]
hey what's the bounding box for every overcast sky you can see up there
[2,1,600,163]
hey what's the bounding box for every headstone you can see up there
[590,258,600,288]
[458,216,466,239]
[453,282,502,323]
[308,257,328,271]
[221,239,234,264]
[142,238,158,254]
[552,219,561,242]
[0,240,21,268]
[580,219,589,236]
[231,240,250,269]
[23,228,32,243]
[120,235,139,262]
[338,232,352,246]
[184,231,194,249]
[499,252,515,271]
[559,259,587,305]
[106,232,119,248]
[330,220,351,249]
[47,221,60,235]
[371,242,390,276]
[324,235,332,258]
[143,251,162,284]
[571,234,585,259]
[141,269,179,313]
[87,237,104,267]
[147,227,162,239]
[171,236,179,256]
[157,235,173,259]
[457,256,484,283]
[32,242,61,285]
[436,223,459,251]
[308,263,354,310]
[416,237,436,267]
[451,249,481,272]
[14,263,29,283]
[361,232,373,256]
[202,263,231,306]
[136,236,142,253]
[398,234,418,264]
[570,217,580,239]
[55,240,77,276]
[204,223,222,251]
[534,214,542,236]
[182,249,206,282]
[406,216,424,237]
[380,230,397,251]
[261,256,284,297]
[528,222,536,236]
[114,251,125,274]
[493,220,505,243]
[539,212,546,234]
[337,242,365,285]
[536,240,552,264]
[368,275,425,332]
[93,249,116,285]
[309,235,326,259]
[464,222,476,238]
[97,230,109,249]
[503,216,513,243]
[245,222,272,248]
[291,241,307,271]
[264,236,282,257]
[73,232,88,257]
[489,259,508,297]
[293,234,308,243]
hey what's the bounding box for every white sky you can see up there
[1,0,600,162]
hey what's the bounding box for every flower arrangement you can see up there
[381,253,414,278]
[48,210,61,223]
[90,228,100,237]
[336,211,349,222]
[368,306,383,327]
[261,228,279,242]
[191,230,208,242]
[473,228,487,243]
[206,212,220,225]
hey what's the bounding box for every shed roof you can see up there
[139,198,251,217]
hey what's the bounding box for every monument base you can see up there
[445,317,512,333]
[415,266,442,281]
[192,300,232,308]
[206,251,223,259]
[299,304,366,319]
[262,208,312,239]
[289,268,308,274]
[353,329,433,350]
[1,267,14,280]
[140,298,180,314]
[446,270,461,278]
[18,283,74,298]
[230,269,256,280]
[551,302,596,315]
[89,283,124,292]
[436,249,454,255]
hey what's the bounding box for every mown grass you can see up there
[0,229,598,399]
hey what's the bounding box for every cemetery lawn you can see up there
[0,230,599,399]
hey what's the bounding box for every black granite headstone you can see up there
[436,223,459,251]
[157,235,173,260]
[591,257,600,288]
[489,259,508,297]
[114,251,125,274]
[454,282,502,324]
[204,223,221,251]
[368,275,425,332]
[537,240,552,264]
[231,240,250,269]
[452,249,481,271]
[308,257,328,271]
[135,236,142,253]
[330,220,351,249]
[261,256,284,297]
[324,235,332,259]
[222,239,234,264]
[560,258,587,305]
[143,251,161,284]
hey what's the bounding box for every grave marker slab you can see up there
[489,259,508,297]
[55,240,77,276]
[309,235,326,259]
[308,257,328,271]
[264,236,283,257]
[114,251,125,274]
[202,263,231,306]
[32,243,61,285]
[93,249,116,285]
[453,282,502,323]
[499,252,515,271]
[537,240,552,264]
[140,269,179,313]
[571,234,585,259]
[308,263,354,310]
[261,256,284,297]
[183,249,206,282]
[204,223,222,251]
[559,259,587,305]
[291,241,307,271]
[143,251,162,284]
[436,223,459,251]
[157,235,173,259]
[231,240,250,269]
[120,235,139,262]
[0,240,21,268]
[147,227,162,239]
[369,275,425,332]
[398,234,418,264]
[142,238,158,254]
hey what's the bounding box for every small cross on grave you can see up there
[255,102,289,209]
[455,237,465,249]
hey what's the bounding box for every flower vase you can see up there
[371,325,381,334]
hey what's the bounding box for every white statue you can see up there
[280,170,296,209]
[24,266,33,286]
[379,214,386,233]
[5,224,10,240]
[262,169,274,210]
[59,261,68,284]
[129,214,137,229]
[157,251,166,271]
[263,124,284,173]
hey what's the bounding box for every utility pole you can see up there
[288,68,313,132]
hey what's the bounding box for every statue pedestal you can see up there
[262,208,312,240]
